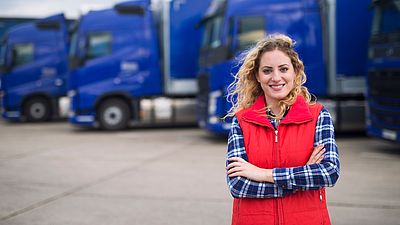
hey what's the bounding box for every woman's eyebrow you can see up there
[262,65,272,69]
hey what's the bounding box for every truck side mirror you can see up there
[0,45,9,74]
[0,63,12,74]
[221,45,234,60]
[0,65,6,74]
[0,54,13,73]
[69,55,84,70]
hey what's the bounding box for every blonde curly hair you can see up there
[226,33,313,119]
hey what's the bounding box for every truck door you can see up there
[76,31,115,94]
[2,41,39,109]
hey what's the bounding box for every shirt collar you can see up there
[242,95,313,128]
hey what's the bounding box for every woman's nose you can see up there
[271,71,281,82]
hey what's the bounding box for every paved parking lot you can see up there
[0,121,399,225]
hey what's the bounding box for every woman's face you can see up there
[256,49,296,107]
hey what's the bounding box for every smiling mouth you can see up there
[269,84,285,90]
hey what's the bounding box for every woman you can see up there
[225,34,340,225]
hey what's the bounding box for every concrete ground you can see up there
[0,120,399,225]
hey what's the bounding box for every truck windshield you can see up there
[371,0,400,43]
[201,16,223,49]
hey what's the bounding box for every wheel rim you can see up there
[103,106,123,126]
[30,102,46,119]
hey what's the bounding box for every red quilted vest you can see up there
[232,95,330,225]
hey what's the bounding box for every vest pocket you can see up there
[281,190,325,225]
[238,198,274,215]
[235,198,275,225]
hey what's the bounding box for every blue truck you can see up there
[366,0,400,143]
[197,0,372,134]
[0,14,70,122]
[68,0,211,130]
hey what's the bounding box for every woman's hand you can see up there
[226,157,274,183]
[306,145,326,165]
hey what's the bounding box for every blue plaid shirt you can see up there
[227,107,340,198]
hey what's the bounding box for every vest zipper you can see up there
[319,190,324,224]
[274,128,282,225]
[319,190,323,203]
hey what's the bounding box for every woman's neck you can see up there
[265,98,281,116]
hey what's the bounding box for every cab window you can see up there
[12,43,34,67]
[236,16,265,51]
[86,32,112,59]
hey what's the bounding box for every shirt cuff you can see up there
[273,167,293,189]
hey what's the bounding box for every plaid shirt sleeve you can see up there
[226,117,296,198]
[273,107,340,190]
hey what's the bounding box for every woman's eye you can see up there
[280,67,288,72]
[263,69,272,74]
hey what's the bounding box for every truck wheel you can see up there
[24,98,51,122]
[98,99,130,130]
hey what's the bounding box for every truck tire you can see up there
[98,99,130,130]
[24,98,51,122]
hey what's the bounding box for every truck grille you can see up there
[370,107,400,130]
[368,69,400,130]
[370,33,400,45]
[368,70,400,100]
[370,46,400,58]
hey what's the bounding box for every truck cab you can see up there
[197,0,372,134]
[366,0,400,143]
[0,14,69,122]
[68,0,162,130]
[68,0,211,130]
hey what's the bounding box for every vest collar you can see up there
[242,95,313,128]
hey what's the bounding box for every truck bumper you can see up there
[199,116,231,135]
[367,126,400,143]
[68,111,97,127]
[1,110,22,121]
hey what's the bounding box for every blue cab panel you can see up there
[336,0,372,77]
[0,14,69,121]
[169,0,212,80]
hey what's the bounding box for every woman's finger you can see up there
[314,148,326,160]
[227,166,242,175]
[307,146,325,164]
[310,145,324,158]
[228,171,243,177]
[227,157,246,163]
[315,145,324,152]
[226,162,242,170]
[315,152,326,163]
